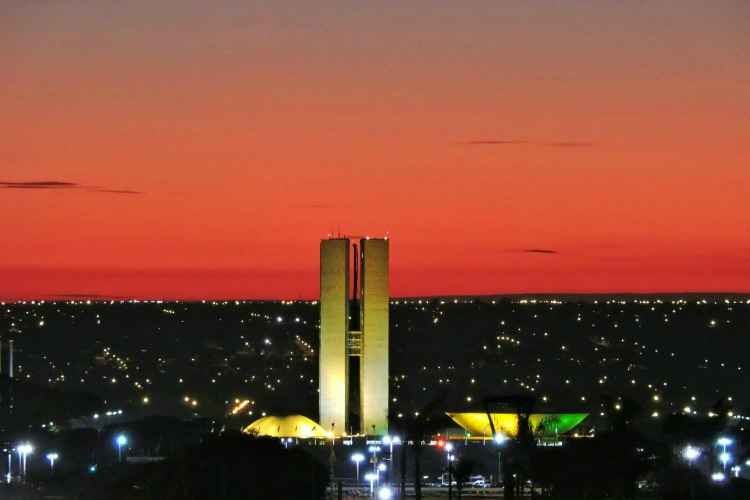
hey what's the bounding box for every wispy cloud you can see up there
[505,248,559,255]
[467,140,529,146]
[466,140,594,148]
[523,248,558,254]
[0,181,78,189]
[1,180,143,194]
[88,188,143,195]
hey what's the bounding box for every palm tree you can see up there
[402,393,448,500]
[482,394,537,500]
[453,458,476,500]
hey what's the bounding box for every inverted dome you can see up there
[242,415,329,439]
[447,412,588,439]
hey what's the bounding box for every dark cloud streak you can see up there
[1,180,143,194]
[505,248,559,255]
[88,188,143,195]
[466,140,594,148]
[0,181,78,189]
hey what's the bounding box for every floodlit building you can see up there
[319,236,389,436]
[243,415,329,439]
[446,412,589,439]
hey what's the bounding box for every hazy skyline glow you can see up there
[2,1,749,299]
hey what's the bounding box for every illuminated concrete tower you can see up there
[319,239,350,434]
[360,238,389,435]
[319,236,389,436]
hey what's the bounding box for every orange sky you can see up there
[1,1,749,300]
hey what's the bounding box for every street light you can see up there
[443,443,456,500]
[377,485,393,499]
[719,451,732,471]
[368,445,381,484]
[46,452,59,471]
[351,452,365,481]
[493,433,507,487]
[115,434,128,463]
[682,445,700,463]
[717,437,733,448]
[716,437,732,472]
[365,472,377,496]
[17,443,33,478]
[377,462,387,487]
[683,445,701,500]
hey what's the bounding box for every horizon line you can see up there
[3,290,750,304]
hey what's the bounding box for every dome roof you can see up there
[242,415,329,439]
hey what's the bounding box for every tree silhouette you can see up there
[401,392,447,500]
[453,458,476,500]
[78,434,328,500]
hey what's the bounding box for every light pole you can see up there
[365,472,377,497]
[17,443,33,478]
[383,435,399,462]
[368,445,381,485]
[382,435,400,484]
[368,445,381,465]
[377,462,386,486]
[6,451,11,484]
[683,445,701,500]
[377,485,393,499]
[445,442,455,500]
[717,437,732,451]
[46,452,59,472]
[115,434,128,463]
[717,437,733,472]
[493,433,507,486]
[719,452,732,472]
[351,452,365,481]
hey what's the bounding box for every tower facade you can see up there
[319,237,389,436]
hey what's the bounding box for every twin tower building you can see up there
[319,237,389,436]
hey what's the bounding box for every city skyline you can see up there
[2,1,749,300]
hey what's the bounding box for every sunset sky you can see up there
[2,0,749,300]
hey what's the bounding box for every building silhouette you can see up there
[319,237,389,436]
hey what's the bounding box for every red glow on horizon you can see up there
[1,2,748,299]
